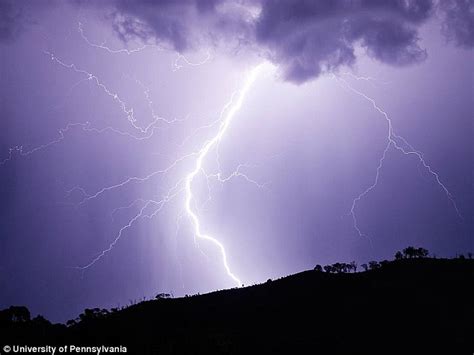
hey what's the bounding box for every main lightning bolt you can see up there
[69,64,263,288]
[184,65,263,287]
[25,24,265,286]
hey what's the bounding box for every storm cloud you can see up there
[80,0,470,83]
[2,0,472,81]
[255,0,433,82]
[439,0,474,48]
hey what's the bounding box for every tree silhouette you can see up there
[324,265,334,273]
[314,264,323,272]
[332,263,343,273]
[327,262,354,273]
[403,246,417,258]
[368,261,380,270]
[402,246,429,259]
[361,263,368,272]
[395,251,403,260]
[32,315,51,327]
[77,308,109,323]
[350,261,357,273]
[0,306,30,323]
[415,247,429,258]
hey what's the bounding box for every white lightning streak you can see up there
[3,29,265,285]
[74,66,264,276]
[77,178,186,270]
[78,22,154,55]
[334,75,462,241]
[184,65,263,287]
[44,51,179,134]
[173,51,212,71]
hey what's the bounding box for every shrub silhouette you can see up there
[0,306,30,323]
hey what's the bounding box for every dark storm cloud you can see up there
[5,0,472,76]
[439,0,474,48]
[95,0,436,83]
[255,0,435,82]
[102,0,254,52]
[74,0,472,82]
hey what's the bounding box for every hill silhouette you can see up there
[1,251,473,354]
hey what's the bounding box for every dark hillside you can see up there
[2,258,473,354]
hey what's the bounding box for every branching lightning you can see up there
[39,39,262,287]
[3,16,462,292]
[73,67,263,286]
[78,21,155,55]
[183,66,262,287]
[44,50,182,135]
[334,75,462,242]
[1,19,265,287]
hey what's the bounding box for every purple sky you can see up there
[0,0,473,322]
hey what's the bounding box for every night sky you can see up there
[0,0,472,322]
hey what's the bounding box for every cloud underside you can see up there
[2,0,473,82]
[439,0,474,48]
[106,0,472,83]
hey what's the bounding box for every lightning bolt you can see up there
[70,64,263,289]
[35,29,265,284]
[173,51,212,71]
[78,21,155,55]
[334,74,462,242]
[79,21,211,72]
[184,65,263,287]
[5,33,459,287]
[2,20,263,289]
